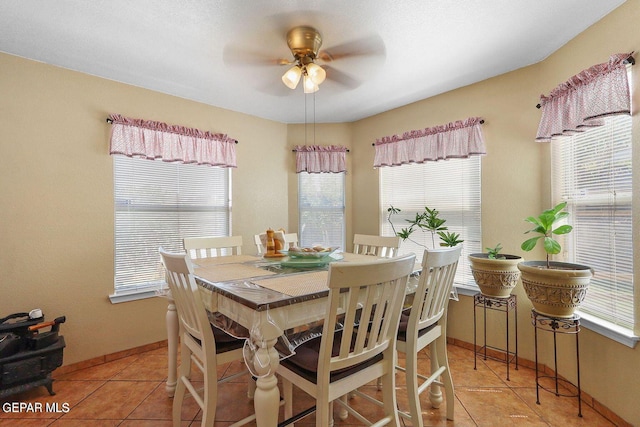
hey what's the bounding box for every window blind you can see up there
[113,156,231,295]
[298,172,345,250]
[380,157,481,287]
[552,114,633,330]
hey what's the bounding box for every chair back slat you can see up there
[184,236,243,259]
[413,247,462,334]
[160,248,214,350]
[319,254,415,375]
[352,234,401,258]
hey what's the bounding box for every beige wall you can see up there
[1,2,638,424]
[350,3,639,425]
[0,53,290,364]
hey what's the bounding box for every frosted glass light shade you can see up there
[282,66,302,89]
[303,75,319,93]
[306,63,326,85]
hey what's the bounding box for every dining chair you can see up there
[254,231,288,254]
[283,232,299,249]
[253,234,266,255]
[278,253,416,427]
[183,235,243,259]
[159,248,256,427]
[396,245,462,425]
[352,234,401,258]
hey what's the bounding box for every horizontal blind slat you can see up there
[552,114,634,329]
[113,156,230,293]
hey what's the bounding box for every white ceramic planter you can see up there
[518,260,593,318]
[469,253,523,299]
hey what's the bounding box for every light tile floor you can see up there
[0,343,617,426]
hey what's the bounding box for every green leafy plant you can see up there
[387,205,463,248]
[521,202,573,268]
[439,231,464,247]
[486,243,506,260]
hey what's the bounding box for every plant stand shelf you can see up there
[473,293,518,380]
[532,310,582,417]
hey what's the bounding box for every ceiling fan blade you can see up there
[318,34,385,62]
[223,45,291,68]
[324,65,361,89]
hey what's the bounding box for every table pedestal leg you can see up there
[166,298,178,397]
[253,338,280,427]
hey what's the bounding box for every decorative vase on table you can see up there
[469,253,523,299]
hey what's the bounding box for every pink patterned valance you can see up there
[536,52,633,142]
[373,117,486,167]
[294,145,347,173]
[108,114,237,167]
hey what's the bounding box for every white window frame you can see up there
[297,172,346,250]
[110,156,231,303]
[379,157,482,292]
[551,114,638,347]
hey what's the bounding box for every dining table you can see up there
[162,251,424,427]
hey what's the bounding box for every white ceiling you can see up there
[0,0,626,124]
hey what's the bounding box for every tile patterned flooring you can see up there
[0,343,618,426]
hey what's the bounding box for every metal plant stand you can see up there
[532,310,582,417]
[473,293,518,380]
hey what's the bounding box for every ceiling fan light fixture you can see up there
[282,65,302,89]
[303,75,319,93]
[306,62,326,85]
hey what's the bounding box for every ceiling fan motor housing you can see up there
[286,26,322,60]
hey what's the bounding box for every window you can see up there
[552,114,634,331]
[380,157,481,288]
[298,172,345,249]
[112,156,231,301]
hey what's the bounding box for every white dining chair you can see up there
[254,231,288,254]
[283,232,299,249]
[159,248,256,427]
[253,234,265,255]
[396,246,462,425]
[352,234,401,258]
[183,235,243,259]
[278,253,416,427]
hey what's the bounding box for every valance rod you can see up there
[106,117,238,144]
[535,55,635,108]
[371,119,485,146]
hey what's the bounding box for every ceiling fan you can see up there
[223,23,385,95]
[280,26,327,93]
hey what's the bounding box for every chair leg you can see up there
[173,376,187,426]
[381,360,401,427]
[316,395,331,427]
[173,343,191,426]
[428,341,443,408]
[338,395,349,420]
[283,378,293,426]
[201,354,218,427]
[436,335,455,421]
[405,347,424,427]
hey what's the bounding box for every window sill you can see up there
[575,311,639,349]
[108,287,169,304]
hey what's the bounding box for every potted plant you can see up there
[469,243,523,298]
[387,205,463,248]
[517,202,593,318]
